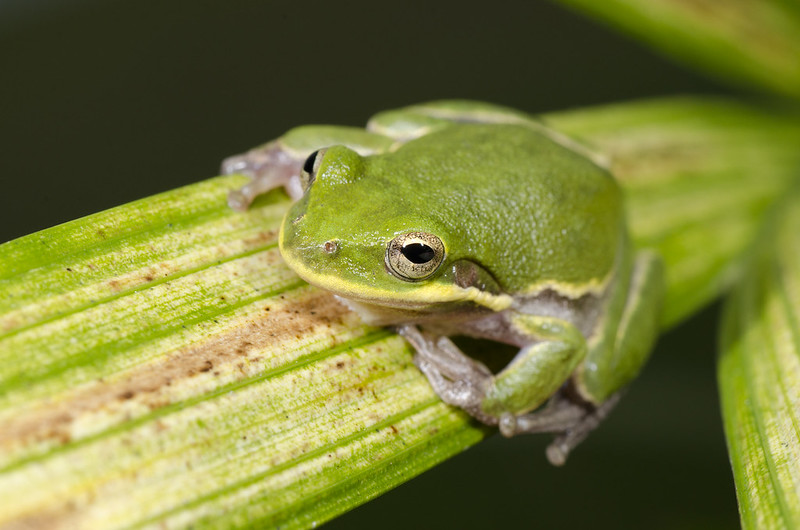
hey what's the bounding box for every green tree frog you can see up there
[223,101,663,465]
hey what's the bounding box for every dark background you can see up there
[1,1,739,527]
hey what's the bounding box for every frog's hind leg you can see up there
[498,389,587,437]
[499,250,662,465]
[499,389,622,466]
[579,249,664,404]
[367,101,533,143]
[401,313,589,432]
[367,101,608,167]
[545,392,622,466]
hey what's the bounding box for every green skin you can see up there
[224,101,664,465]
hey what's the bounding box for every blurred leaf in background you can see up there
[551,0,800,101]
[719,189,800,529]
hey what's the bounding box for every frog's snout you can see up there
[279,219,338,269]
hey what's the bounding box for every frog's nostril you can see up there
[322,240,339,254]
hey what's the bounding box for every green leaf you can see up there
[0,175,485,529]
[1,97,799,528]
[718,189,800,529]
[549,0,800,101]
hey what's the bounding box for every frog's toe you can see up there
[227,188,251,211]
[221,141,288,180]
[413,354,485,409]
[499,397,585,437]
[510,391,622,465]
[402,327,491,383]
[545,442,570,467]
[400,325,495,422]
[226,180,273,211]
[498,413,517,437]
[221,154,256,176]
[443,379,484,409]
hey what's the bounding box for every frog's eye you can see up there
[300,148,326,191]
[385,232,445,281]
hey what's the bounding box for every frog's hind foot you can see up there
[500,390,622,466]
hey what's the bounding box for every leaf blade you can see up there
[718,191,800,528]
[548,0,800,100]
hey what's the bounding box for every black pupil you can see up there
[303,150,320,174]
[402,243,435,264]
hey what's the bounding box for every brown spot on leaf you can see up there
[0,291,351,451]
[5,502,81,530]
[102,262,181,294]
[2,317,21,332]
[243,230,277,247]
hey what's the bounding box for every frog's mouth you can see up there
[283,249,513,314]
[283,252,453,309]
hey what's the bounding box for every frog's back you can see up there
[366,123,624,295]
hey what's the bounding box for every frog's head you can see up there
[279,145,511,319]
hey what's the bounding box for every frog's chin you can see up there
[302,276,470,325]
[333,296,426,326]
[332,294,495,328]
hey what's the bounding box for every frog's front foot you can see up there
[398,325,497,424]
[222,141,305,210]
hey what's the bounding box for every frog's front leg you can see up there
[223,126,394,210]
[223,141,306,209]
[398,325,496,424]
[400,315,588,434]
[503,250,663,465]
